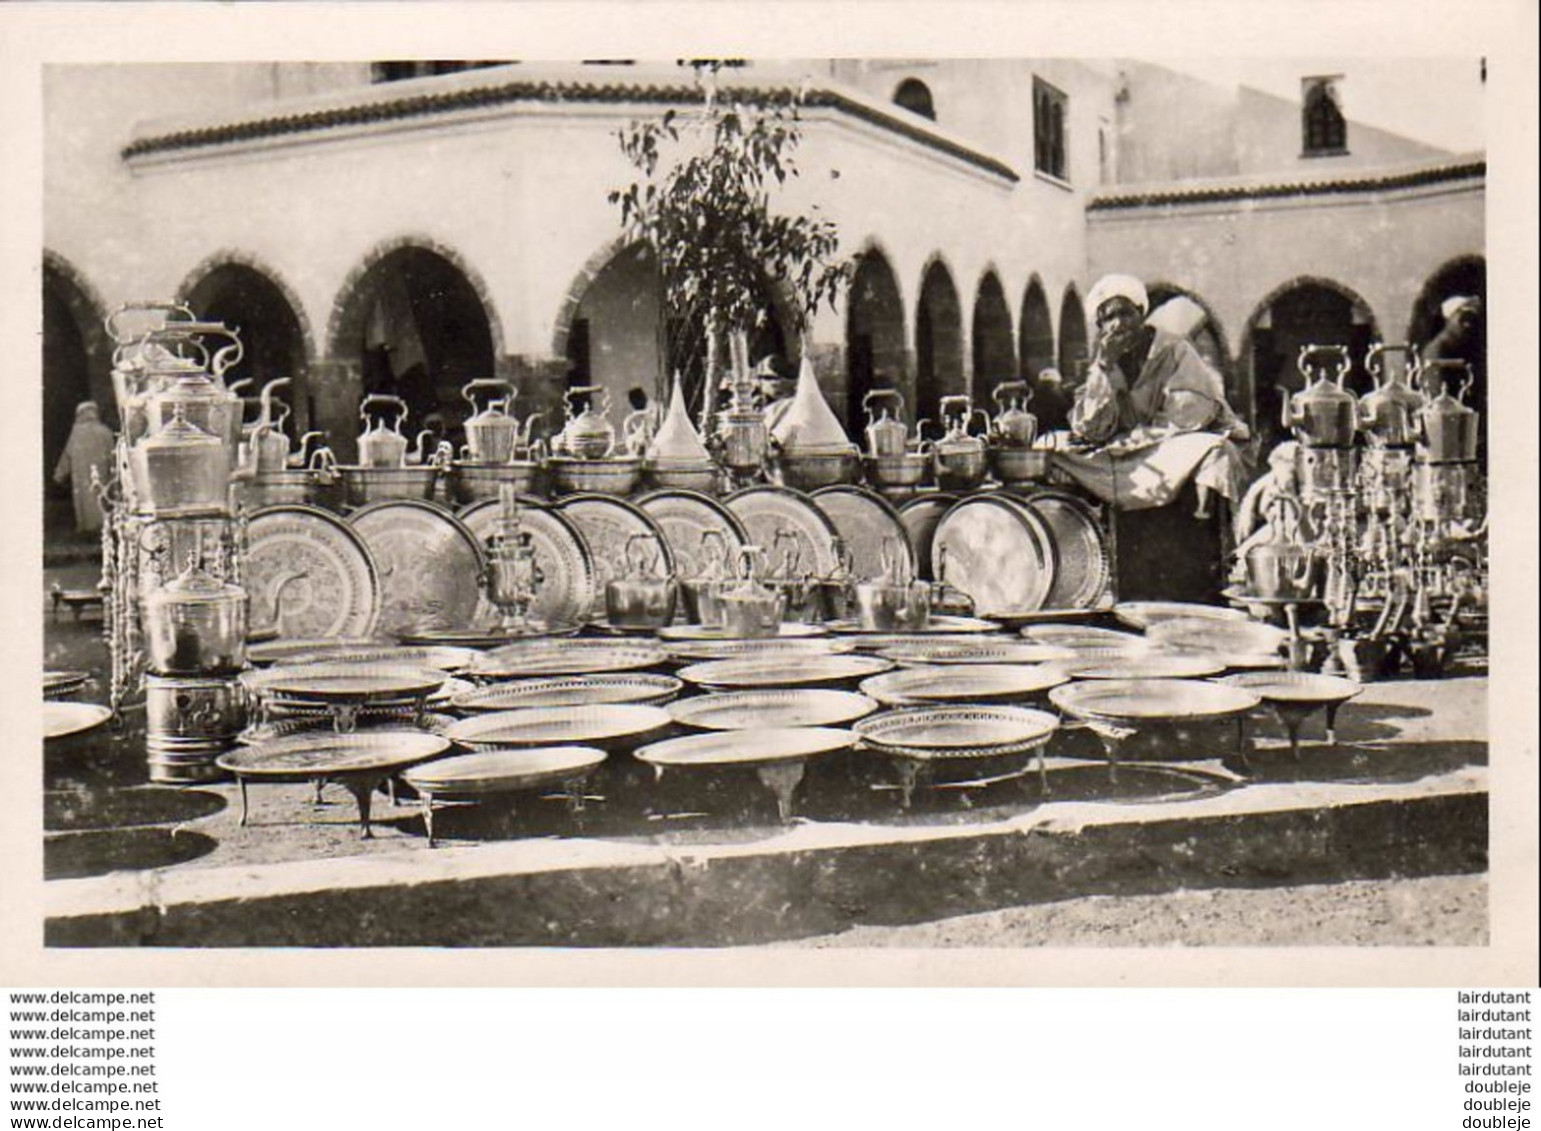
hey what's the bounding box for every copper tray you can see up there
[635,489,750,581]
[1050,678,1261,723]
[876,640,1075,666]
[1021,624,1149,651]
[44,671,92,700]
[724,485,842,578]
[897,494,958,581]
[809,485,915,583]
[217,731,450,778]
[237,712,456,746]
[246,662,447,704]
[930,494,1054,616]
[831,632,1005,654]
[1217,672,1362,705]
[636,727,854,769]
[1146,617,1289,656]
[661,637,857,662]
[44,702,112,741]
[402,746,607,796]
[469,640,668,678]
[248,636,387,666]
[459,497,597,631]
[1058,654,1227,681]
[859,663,1068,707]
[555,494,676,622]
[1112,601,1250,631]
[348,500,485,637]
[853,705,1059,759]
[246,505,382,639]
[451,674,683,711]
[677,654,894,690]
[667,689,878,730]
[444,704,673,750]
[823,615,999,636]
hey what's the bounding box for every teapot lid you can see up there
[140,403,221,448]
[646,374,712,462]
[772,357,851,451]
[152,552,243,603]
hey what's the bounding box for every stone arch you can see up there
[326,233,505,359]
[177,251,316,433]
[325,236,502,441]
[915,254,964,425]
[1145,280,1238,411]
[1057,282,1088,381]
[43,251,116,524]
[970,267,1015,405]
[1018,273,1055,382]
[845,244,908,428]
[1238,274,1382,448]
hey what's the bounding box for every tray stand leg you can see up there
[1234,715,1253,770]
[237,777,250,827]
[330,702,360,735]
[1271,703,1313,763]
[756,760,806,825]
[339,774,381,839]
[1283,603,1305,672]
[894,757,925,811]
[386,776,399,807]
[419,790,436,848]
[311,779,329,807]
[1087,721,1135,784]
[1324,701,1344,746]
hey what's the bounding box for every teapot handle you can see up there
[624,532,660,577]
[736,544,768,581]
[1298,344,1351,387]
[992,380,1031,407]
[360,394,409,426]
[1364,343,1416,387]
[462,378,517,412]
[771,527,803,577]
[862,389,905,418]
[105,301,199,344]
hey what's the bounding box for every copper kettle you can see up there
[251,378,293,473]
[553,385,618,459]
[862,389,909,457]
[356,395,411,468]
[461,379,521,464]
[989,380,1039,449]
[1244,496,1318,600]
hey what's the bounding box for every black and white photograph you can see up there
[27,43,1515,955]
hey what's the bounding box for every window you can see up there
[1302,75,1347,156]
[370,62,511,83]
[893,78,936,121]
[1033,77,1068,181]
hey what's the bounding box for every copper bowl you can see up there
[549,456,643,496]
[644,459,720,494]
[777,447,860,491]
[863,452,930,488]
[449,461,539,505]
[990,447,1051,484]
[340,466,439,508]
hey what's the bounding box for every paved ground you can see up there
[777,873,1488,947]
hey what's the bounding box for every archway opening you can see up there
[845,249,908,429]
[1243,280,1377,451]
[1057,287,1088,383]
[1146,283,1237,409]
[1018,279,1055,380]
[970,272,1015,406]
[915,261,962,426]
[43,263,114,537]
[1406,256,1485,440]
[893,78,936,121]
[184,262,310,433]
[336,246,496,440]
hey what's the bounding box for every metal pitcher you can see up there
[1244,496,1318,600]
[717,545,783,638]
[356,394,411,468]
[933,394,989,489]
[1416,361,1480,464]
[990,380,1039,449]
[605,532,678,629]
[554,385,617,459]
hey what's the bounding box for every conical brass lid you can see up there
[646,374,712,462]
[772,356,852,451]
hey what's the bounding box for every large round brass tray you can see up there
[896,493,958,581]
[809,485,915,583]
[724,485,842,578]
[348,499,485,638]
[444,704,672,751]
[859,663,1068,707]
[1050,678,1260,723]
[854,705,1060,759]
[278,644,478,672]
[248,636,386,666]
[1112,601,1249,631]
[450,674,683,711]
[469,640,668,679]
[1021,624,1147,651]
[930,494,1054,616]
[676,654,894,690]
[1146,617,1289,656]
[876,640,1074,667]
[1058,654,1227,681]
[44,671,92,700]
[246,504,381,639]
[634,489,750,581]
[459,496,596,632]
[667,689,878,730]
[243,662,447,705]
[661,637,856,663]
[44,702,112,741]
[657,622,827,642]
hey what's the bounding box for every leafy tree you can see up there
[609,64,849,418]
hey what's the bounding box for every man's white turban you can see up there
[1440,295,1481,322]
[1086,274,1149,319]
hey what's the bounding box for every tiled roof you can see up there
[121,78,1020,184]
[1087,157,1485,210]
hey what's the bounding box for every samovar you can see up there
[482,487,546,634]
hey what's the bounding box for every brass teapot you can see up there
[989,380,1039,449]
[679,528,734,626]
[1360,344,1425,449]
[862,389,909,458]
[604,532,678,629]
[356,394,412,468]
[251,378,293,473]
[128,403,232,517]
[1244,496,1318,600]
[553,385,618,459]
[1416,361,1480,465]
[716,545,784,639]
[461,379,522,464]
[1281,344,1358,448]
[853,536,932,631]
[932,394,990,490]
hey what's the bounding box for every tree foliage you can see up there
[608,65,849,349]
